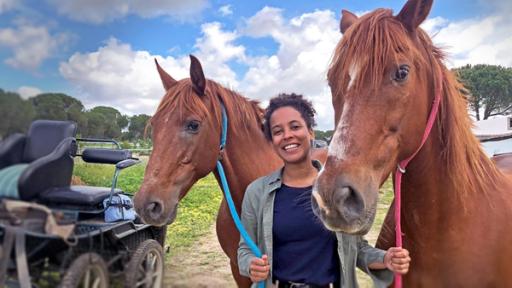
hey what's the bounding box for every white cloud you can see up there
[422,13,512,68]
[0,0,16,13]
[0,23,70,70]
[218,4,232,16]
[241,7,339,130]
[59,38,181,115]
[17,86,42,99]
[57,5,512,131]
[47,0,208,24]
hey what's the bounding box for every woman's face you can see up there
[269,106,314,165]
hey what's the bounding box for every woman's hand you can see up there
[249,255,270,282]
[384,247,411,274]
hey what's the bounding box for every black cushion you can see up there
[39,185,122,206]
[82,148,132,164]
[23,120,77,163]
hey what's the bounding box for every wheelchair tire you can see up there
[60,252,109,288]
[125,239,164,288]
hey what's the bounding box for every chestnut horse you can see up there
[312,0,512,286]
[133,56,326,286]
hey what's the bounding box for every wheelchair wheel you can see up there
[125,239,164,288]
[60,252,109,288]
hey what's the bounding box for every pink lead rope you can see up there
[393,69,443,288]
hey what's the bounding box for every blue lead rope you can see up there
[216,103,265,288]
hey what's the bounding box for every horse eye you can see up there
[185,120,200,133]
[393,65,410,82]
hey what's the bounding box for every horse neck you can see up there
[400,122,509,238]
[212,107,282,210]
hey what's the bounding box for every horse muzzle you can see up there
[312,176,377,235]
[134,194,179,226]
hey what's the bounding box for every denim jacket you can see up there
[237,162,394,288]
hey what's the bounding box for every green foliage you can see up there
[127,114,152,141]
[455,64,512,120]
[73,159,146,194]
[31,93,86,130]
[86,106,125,139]
[0,89,35,138]
[314,130,334,141]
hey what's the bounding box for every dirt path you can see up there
[164,224,236,288]
[163,202,389,288]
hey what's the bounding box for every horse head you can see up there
[312,0,439,234]
[134,55,224,226]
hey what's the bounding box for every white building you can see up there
[472,115,512,156]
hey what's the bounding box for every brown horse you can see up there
[133,55,326,286]
[312,0,512,286]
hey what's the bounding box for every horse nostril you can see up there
[334,186,364,221]
[146,200,164,220]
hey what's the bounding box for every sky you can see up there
[0,0,511,130]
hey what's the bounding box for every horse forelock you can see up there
[150,78,264,140]
[328,8,506,203]
[328,9,426,97]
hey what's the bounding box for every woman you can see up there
[237,93,410,288]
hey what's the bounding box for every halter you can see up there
[393,69,443,288]
[215,102,265,287]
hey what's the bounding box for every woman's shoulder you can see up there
[245,168,282,196]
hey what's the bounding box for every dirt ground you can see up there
[163,202,388,288]
[164,224,236,288]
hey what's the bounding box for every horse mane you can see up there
[151,79,264,139]
[328,9,503,201]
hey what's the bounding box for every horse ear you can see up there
[189,55,206,96]
[340,9,358,34]
[396,0,433,32]
[154,59,177,91]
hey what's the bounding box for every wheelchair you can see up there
[0,120,165,288]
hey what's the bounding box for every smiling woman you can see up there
[238,93,410,288]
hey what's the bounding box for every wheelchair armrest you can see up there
[116,158,140,170]
[82,148,132,164]
[18,137,77,200]
[0,134,27,169]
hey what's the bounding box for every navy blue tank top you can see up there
[272,184,340,285]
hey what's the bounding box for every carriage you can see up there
[0,120,165,287]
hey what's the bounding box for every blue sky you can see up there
[0,0,511,130]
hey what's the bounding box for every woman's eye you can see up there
[185,120,200,133]
[272,130,282,136]
[393,64,410,82]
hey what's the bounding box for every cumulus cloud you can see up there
[47,0,208,24]
[59,21,245,116]
[422,9,512,68]
[59,38,178,114]
[17,86,42,99]
[218,4,232,16]
[0,23,70,70]
[241,7,340,129]
[58,5,511,130]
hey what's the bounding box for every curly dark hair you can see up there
[263,93,316,141]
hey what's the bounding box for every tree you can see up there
[85,106,127,139]
[314,130,334,142]
[455,64,512,120]
[127,114,152,140]
[0,89,35,139]
[30,93,87,131]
